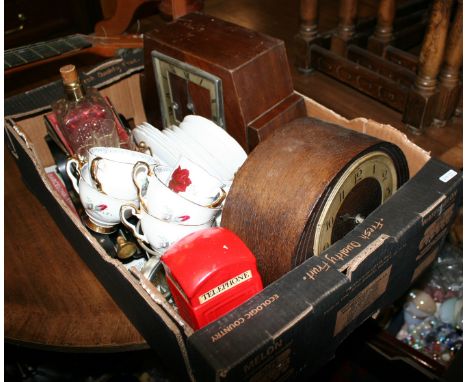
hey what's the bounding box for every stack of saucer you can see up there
[132,115,247,189]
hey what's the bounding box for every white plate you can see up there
[139,123,168,142]
[141,126,184,162]
[170,126,230,181]
[132,127,178,167]
[148,126,212,175]
[182,115,247,161]
[179,115,247,179]
[161,129,217,176]
[139,122,159,135]
[142,122,171,140]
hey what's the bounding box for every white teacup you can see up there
[168,156,226,206]
[67,162,139,233]
[84,147,161,200]
[120,204,214,253]
[133,162,223,225]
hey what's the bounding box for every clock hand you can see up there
[185,77,195,114]
[339,213,365,225]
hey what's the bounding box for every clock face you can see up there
[151,50,225,129]
[313,151,398,255]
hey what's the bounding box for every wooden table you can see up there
[4,147,148,352]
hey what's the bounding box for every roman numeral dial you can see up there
[152,50,225,129]
[313,151,398,255]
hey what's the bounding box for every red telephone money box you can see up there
[161,227,263,329]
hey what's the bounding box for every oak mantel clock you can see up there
[221,118,409,285]
[143,13,306,151]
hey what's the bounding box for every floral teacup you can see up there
[67,162,139,233]
[83,146,161,200]
[168,156,226,207]
[132,162,223,225]
[120,204,214,253]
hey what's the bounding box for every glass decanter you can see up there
[53,64,119,160]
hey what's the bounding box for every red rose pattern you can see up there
[88,203,108,211]
[177,215,190,222]
[169,166,192,193]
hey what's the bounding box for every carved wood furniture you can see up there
[94,0,205,36]
[295,0,463,133]
[95,0,151,36]
[432,1,463,126]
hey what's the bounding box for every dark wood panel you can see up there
[5,0,102,49]
[310,45,409,111]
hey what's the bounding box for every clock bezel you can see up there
[151,50,225,129]
[312,150,398,255]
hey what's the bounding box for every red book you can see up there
[45,166,79,217]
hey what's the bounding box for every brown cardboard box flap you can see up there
[300,92,430,177]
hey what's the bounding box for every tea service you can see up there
[65,114,246,257]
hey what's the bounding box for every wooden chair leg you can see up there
[403,0,452,133]
[158,0,204,20]
[368,0,396,55]
[454,92,463,117]
[94,0,204,36]
[331,0,358,56]
[295,0,319,73]
[95,0,149,36]
[433,0,462,127]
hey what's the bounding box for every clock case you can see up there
[5,35,463,382]
[221,117,410,285]
[142,13,306,152]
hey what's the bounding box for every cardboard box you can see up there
[4,71,462,381]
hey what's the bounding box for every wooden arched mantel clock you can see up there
[142,12,307,152]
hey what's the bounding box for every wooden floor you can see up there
[204,0,463,170]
